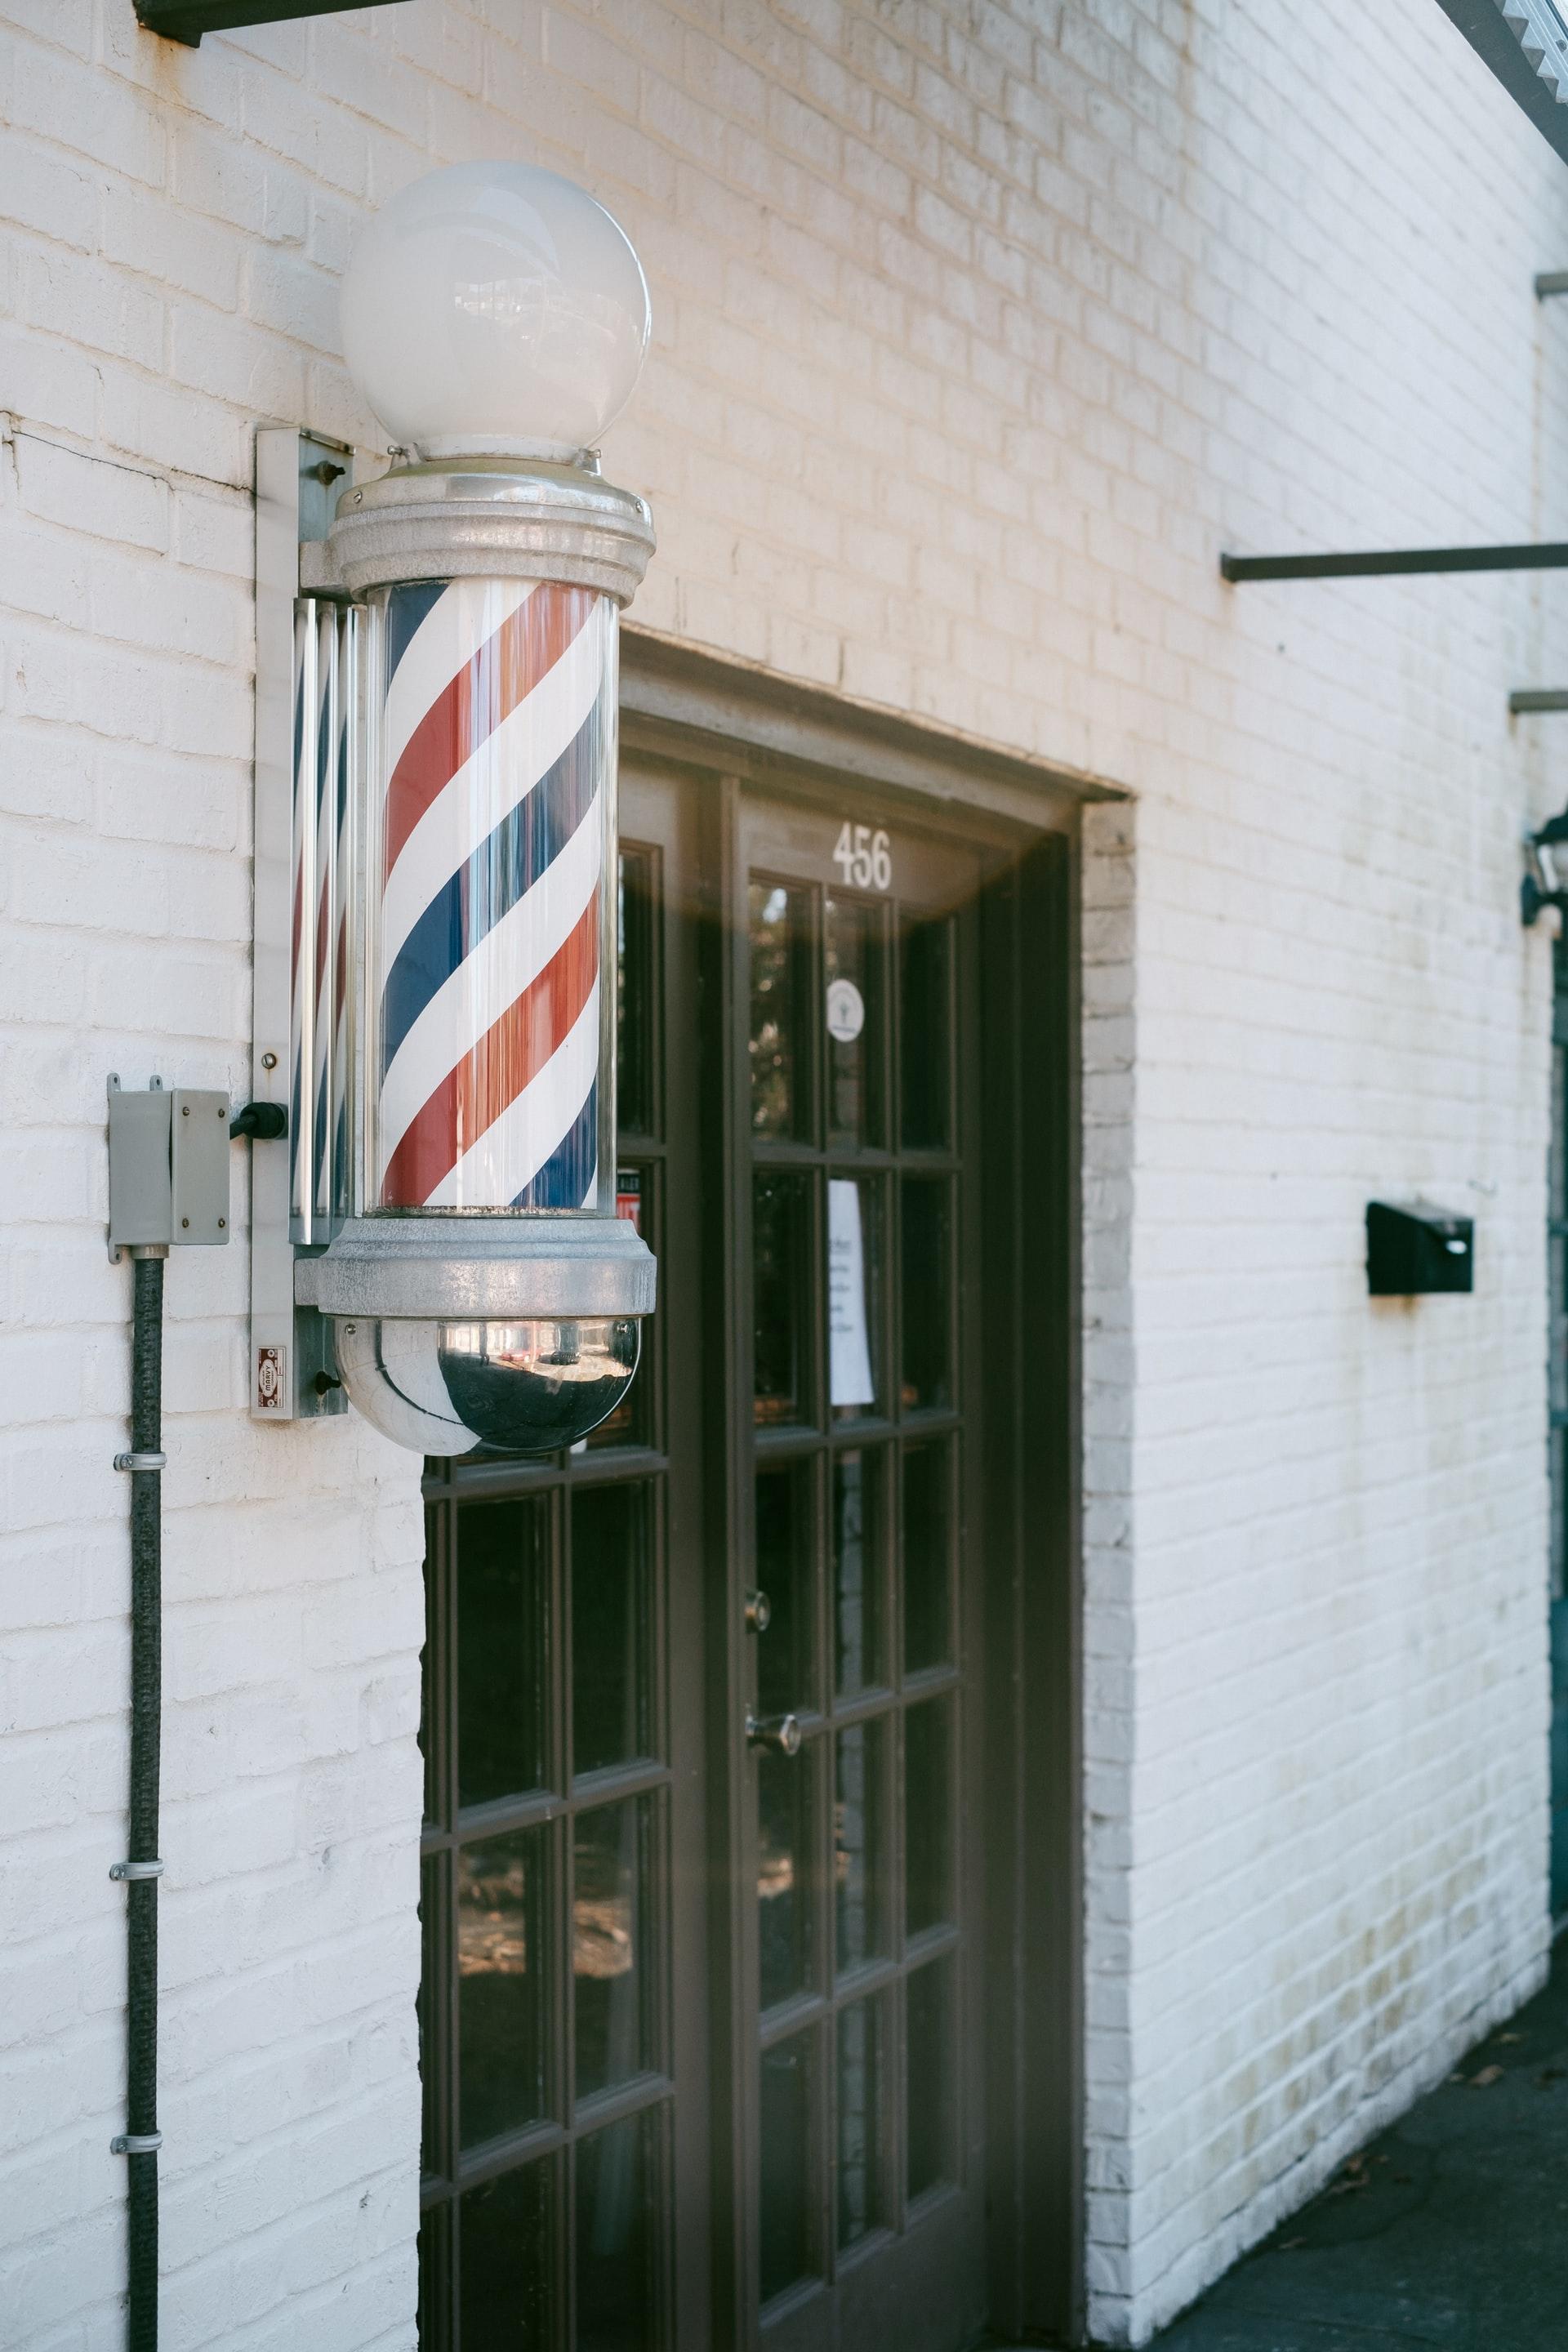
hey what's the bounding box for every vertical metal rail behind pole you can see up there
[252,430,302,1413]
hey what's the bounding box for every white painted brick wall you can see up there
[2,1,1566,2345]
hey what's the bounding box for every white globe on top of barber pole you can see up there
[294,161,657,1457]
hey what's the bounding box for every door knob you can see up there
[743,1588,772,1634]
[745,1710,801,1757]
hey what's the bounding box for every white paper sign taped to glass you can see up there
[828,1178,875,1408]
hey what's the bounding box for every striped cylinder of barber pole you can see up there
[368,577,615,1215]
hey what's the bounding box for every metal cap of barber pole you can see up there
[304,460,656,605]
[299,160,657,1457]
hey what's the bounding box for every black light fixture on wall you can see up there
[1522,809,1568,924]
[136,0,409,45]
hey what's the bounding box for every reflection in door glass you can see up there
[904,1697,954,1937]
[833,1450,884,1695]
[906,1958,956,2199]
[902,1441,954,1673]
[899,911,951,1149]
[457,1496,550,1808]
[759,2031,816,2303]
[758,1743,813,2009]
[573,1797,652,2100]
[420,1853,439,2165]
[617,847,657,1139]
[571,1482,653,1775]
[826,893,883,1145]
[576,2112,659,2351]
[835,1717,887,1973]
[750,881,808,1138]
[457,1829,546,2149]
[900,1177,952,1413]
[460,2158,552,2348]
[836,1994,885,2249]
[755,1465,814,1717]
[754,1171,812,1426]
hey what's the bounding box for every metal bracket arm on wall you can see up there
[1221,541,1568,582]
[135,1,409,46]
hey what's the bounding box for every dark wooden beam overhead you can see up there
[136,0,409,45]
[1432,1,1568,167]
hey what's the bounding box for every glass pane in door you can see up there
[460,2159,554,2349]
[576,2114,659,2350]
[458,1827,547,2149]
[573,1797,653,2098]
[833,1449,886,1696]
[759,2030,817,2302]
[836,1993,886,2249]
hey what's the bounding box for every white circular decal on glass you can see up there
[826,978,866,1045]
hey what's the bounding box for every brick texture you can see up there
[2,1,1565,2345]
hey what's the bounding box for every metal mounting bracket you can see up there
[252,426,392,1423]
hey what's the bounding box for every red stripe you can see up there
[381,893,599,1206]
[384,585,596,879]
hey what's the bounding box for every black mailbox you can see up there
[1365,1200,1474,1296]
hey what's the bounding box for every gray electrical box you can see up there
[109,1078,230,1257]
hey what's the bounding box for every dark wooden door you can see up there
[723,786,992,2352]
[417,761,1016,2351]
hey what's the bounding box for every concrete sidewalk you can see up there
[1137,1942,1568,2351]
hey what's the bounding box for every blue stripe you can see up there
[514,1080,597,1209]
[386,580,447,685]
[381,701,602,1073]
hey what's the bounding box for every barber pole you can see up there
[288,158,659,1457]
[369,577,615,1217]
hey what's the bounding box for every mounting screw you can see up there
[180,1217,189,1229]
[181,1104,189,1116]
[217,1218,226,1229]
[261,1051,278,1071]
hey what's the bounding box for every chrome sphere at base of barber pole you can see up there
[335,1315,639,1456]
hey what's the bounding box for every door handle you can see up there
[745,1709,802,1757]
[743,1588,772,1634]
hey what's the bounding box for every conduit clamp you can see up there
[110,2134,163,2157]
[113,1450,167,1472]
[109,1859,164,1882]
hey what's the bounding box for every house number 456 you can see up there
[832,821,892,891]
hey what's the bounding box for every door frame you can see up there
[622,630,1090,2349]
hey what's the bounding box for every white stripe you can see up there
[377,796,602,1177]
[425,980,599,1209]
[381,597,605,972]
[381,578,536,783]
